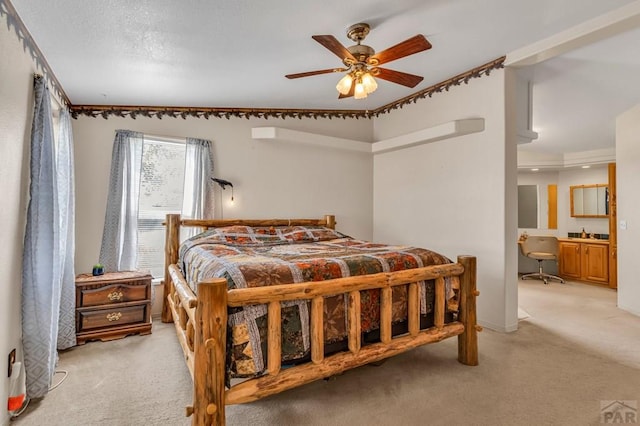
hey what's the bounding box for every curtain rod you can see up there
[34,73,64,112]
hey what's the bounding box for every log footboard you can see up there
[162,214,479,426]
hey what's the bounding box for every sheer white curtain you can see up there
[55,108,77,350]
[99,130,144,272]
[22,77,76,399]
[182,138,214,239]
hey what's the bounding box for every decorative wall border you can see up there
[372,56,505,116]
[1,0,70,105]
[68,106,370,120]
[69,56,505,120]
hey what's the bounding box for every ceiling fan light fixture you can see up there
[336,73,353,95]
[361,72,377,94]
[354,79,367,99]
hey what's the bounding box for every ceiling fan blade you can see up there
[369,35,432,65]
[285,68,348,79]
[374,68,424,88]
[312,35,356,62]
[338,80,355,99]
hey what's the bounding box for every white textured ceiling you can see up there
[9,0,640,156]
[522,26,640,155]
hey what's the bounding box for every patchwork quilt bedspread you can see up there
[179,225,459,379]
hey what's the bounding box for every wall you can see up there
[0,14,36,425]
[616,104,640,316]
[372,69,519,332]
[517,166,610,237]
[72,116,374,314]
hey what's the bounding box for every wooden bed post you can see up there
[192,278,228,426]
[457,255,479,366]
[324,215,336,230]
[162,214,181,323]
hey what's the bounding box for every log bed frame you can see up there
[161,214,480,425]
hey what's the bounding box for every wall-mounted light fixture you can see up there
[211,177,234,202]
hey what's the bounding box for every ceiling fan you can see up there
[285,23,432,100]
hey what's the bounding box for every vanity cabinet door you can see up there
[559,241,581,279]
[582,243,609,283]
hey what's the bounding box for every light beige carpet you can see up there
[13,280,640,426]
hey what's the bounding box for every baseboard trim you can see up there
[617,303,640,318]
[478,319,518,333]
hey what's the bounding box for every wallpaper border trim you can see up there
[69,56,505,120]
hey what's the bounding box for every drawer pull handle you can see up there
[108,291,123,301]
[107,312,122,322]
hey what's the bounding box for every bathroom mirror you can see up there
[570,184,608,217]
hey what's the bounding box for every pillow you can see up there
[187,225,345,246]
[278,226,345,242]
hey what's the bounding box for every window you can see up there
[137,138,186,279]
[100,131,212,276]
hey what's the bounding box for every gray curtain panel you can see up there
[22,76,71,398]
[99,130,144,272]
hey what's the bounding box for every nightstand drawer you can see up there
[78,305,148,332]
[79,283,149,307]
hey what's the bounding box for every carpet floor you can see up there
[12,279,640,426]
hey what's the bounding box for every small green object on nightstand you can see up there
[92,264,104,276]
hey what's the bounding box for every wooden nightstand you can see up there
[75,270,152,345]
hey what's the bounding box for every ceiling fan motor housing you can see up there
[345,44,376,65]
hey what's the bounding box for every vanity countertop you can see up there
[559,237,609,244]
